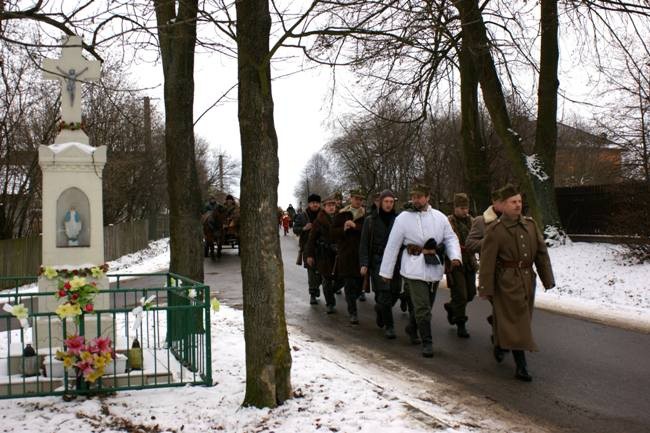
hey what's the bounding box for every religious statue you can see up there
[64,207,82,246]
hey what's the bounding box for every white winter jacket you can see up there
[379,206,462,282]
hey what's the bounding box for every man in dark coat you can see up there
[479,185,555,382]
[332,189,366,324]
[444,193,479,338]
[306,195,339,313]
[286,204,296,227]
[359,189,401,338]
[293,194,322,304]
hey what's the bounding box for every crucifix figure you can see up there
[42,36,101,125]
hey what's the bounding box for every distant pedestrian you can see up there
[479,185,555,381]
[281,213,291,235]
[380,183,462,357]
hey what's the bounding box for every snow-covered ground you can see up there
[536,242,650,332]
[1,238,648,432]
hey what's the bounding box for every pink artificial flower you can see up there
[65,335,85,355]
[93,337,112,354]
[84,304,94,312]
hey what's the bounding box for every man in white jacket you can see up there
[380,183,462,357]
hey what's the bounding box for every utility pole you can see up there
[218,154,224,193]
[143,96,156,240]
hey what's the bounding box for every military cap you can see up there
[322,194,338,205]
[307,193,321,203]
[349,188,365,199]
[490,187,503,202]
[409,183,431,196]
[333,191,343,201]
[499,184,520,200]
[453,193,469,208]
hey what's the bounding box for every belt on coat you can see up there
[497,260,533,269]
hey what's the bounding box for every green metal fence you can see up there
[0,273,211,399]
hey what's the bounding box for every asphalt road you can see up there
[208,234,650,433]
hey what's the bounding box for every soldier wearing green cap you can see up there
[479,186,555,382]
[444,193,478,338]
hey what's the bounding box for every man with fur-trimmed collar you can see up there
[466,188,504,255]
[379,183,462,357]
[479,185,555,382]
[332,189,366,324]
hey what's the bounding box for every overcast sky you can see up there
[130,16,630,209]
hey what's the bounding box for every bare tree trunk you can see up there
[236,0,292,408]
[454,0,542,224]
[533,0,564,237]
[153,0,203,281]
[458,38,490,211]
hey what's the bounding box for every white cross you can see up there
[42,36,101,124]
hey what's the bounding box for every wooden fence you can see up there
[0,217,169,287]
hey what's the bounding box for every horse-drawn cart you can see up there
[202,206,240,259]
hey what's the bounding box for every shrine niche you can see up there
[56,187,90,247]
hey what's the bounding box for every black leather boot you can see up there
[513,350,532,382]
[456,318,470,338]
[418,322,433,358]
[404,315,420,345]
[382,305,396,339]
[493,345,506,363]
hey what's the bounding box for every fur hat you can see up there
[409,183,430,196]
[453,193,469,208]
[499,184,519,200]
[307,193,321,203]
[322,194,337,205]
[379,189,395,202]
[225,194,235,201]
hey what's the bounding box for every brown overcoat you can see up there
[305,210,337,278]
[478,215,555,351]
[331,207,365,278]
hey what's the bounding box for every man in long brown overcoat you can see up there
[332,189,366,324]
[479,185,555,382]
[306,195,340,314]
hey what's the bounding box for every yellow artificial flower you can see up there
[43,266,58,280]
[85,368,104,383]
[10,304,28,320]
[94,355,106,369]
[63,356,75,368]
[69,276,87,291]
[90,267,104,279]
[55,350,66,361]
[55,303,82,320]
[80,351,93,362]
[210,298,220,312]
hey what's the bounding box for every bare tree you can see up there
[293,152,336,206]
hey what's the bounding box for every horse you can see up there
[202,205,240,259]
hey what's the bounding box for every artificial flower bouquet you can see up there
[56,335,114,384]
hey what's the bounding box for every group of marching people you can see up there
[292,181,555,382]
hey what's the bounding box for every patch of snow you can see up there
[537,242,650,332]
[525,153,550,182]
[49,142,96,155]
[0,306,480,432]
[544,224,570,247]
